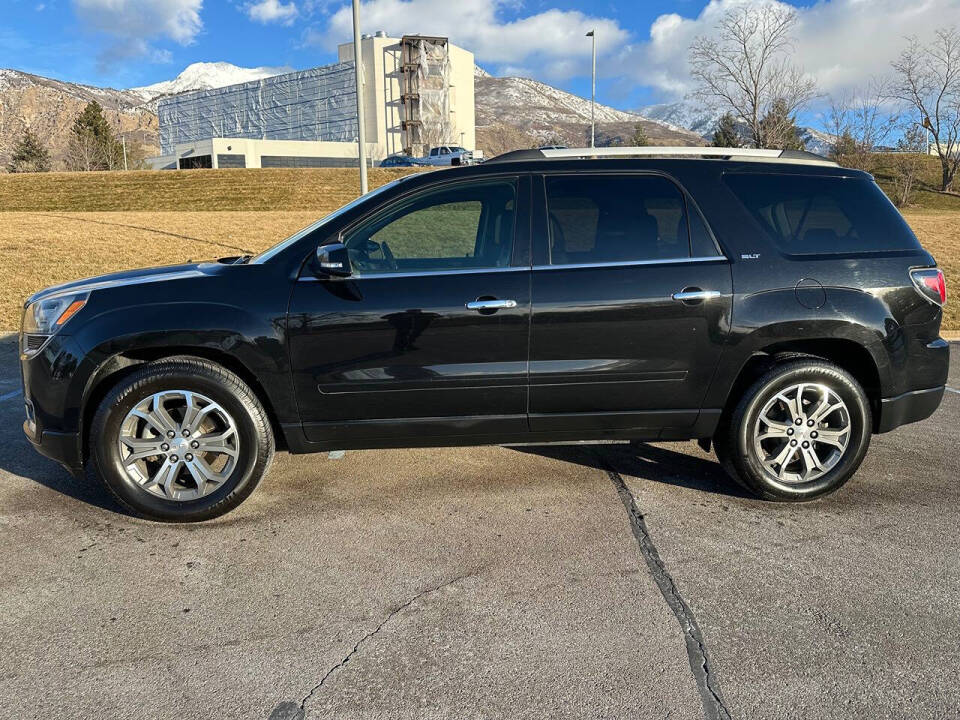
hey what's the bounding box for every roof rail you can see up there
[487,146,837,167]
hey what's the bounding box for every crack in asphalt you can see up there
[271,572,473,719]
[604,463,733,720]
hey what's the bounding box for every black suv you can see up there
[20,148,949,522]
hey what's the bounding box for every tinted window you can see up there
[724,174,921,254]
[345,179,517,275]
[217,154,246,168]
[545,175,692,264]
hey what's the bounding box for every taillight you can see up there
[910,268,946,306]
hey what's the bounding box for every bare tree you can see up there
[891,124,929,207]
[64,131,103,172]
[892,27,960,191]
[689,3,817,149]
[827,78,900,170]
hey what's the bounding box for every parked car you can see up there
[379,154,426,168]
[418,146,478,166]
[21,146,949,522]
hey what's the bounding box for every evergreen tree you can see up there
[66,101,124,171]
[758,99,805,150]
[6,128,51,173]
[830,130,857,164]
[711,113,741,147]
[630,123,649,147]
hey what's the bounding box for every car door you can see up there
[528,172,732,434]
[288,175,531,445]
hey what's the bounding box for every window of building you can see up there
[217,154,246,169]
[261,156,359,168]
[344,179,517,275]
[179,155,212,170]
[545,174,693,264]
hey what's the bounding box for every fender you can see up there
[66,300,296,451]
[704,286,898,411]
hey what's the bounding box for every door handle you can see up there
[672,289,721,303]
[466,299,517,311]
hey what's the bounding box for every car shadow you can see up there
[509,441,751,498]
[0,333,129,516]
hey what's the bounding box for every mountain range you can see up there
[640,100,836,156]
[0,62,772,170]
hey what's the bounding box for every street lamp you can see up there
[352,0,368,194]
[586,30,596,148]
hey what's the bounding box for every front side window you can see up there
[545,174,693,264]
[344,179,518,275]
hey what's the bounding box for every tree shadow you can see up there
[510,441,751,498]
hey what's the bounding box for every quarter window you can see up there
[723,174,921,254]
[344,179,518,274]
[545,175,694,264]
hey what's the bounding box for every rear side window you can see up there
[545,174,702,264]
[724,174,921,254]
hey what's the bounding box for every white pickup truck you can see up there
[417,146,482,166]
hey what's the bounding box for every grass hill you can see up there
[0,167,420,212]
[0,156,956,213]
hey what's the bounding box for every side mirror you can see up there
[315,242,352,278]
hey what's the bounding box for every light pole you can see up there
[586,29,596,148]
[352,0,368,194]
[116,99,128,171]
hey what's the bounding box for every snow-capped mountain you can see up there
[641,99,836,156]
[640,100,835,156]
[0,61,704,168]
[0,68,158,167]
[639,102,726,137]
[474,75,704,154]
[129,62,289,102]
[479,75,645,127]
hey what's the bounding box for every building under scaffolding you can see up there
[149,33,475,170]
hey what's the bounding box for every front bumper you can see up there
[20,333,89,474]
[23,420,83,475]
[877,385,946,433]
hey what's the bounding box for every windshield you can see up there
[251,177,412,264]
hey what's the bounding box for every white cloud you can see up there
[247,0,299,25]
[72,0,203,68]
[314,0,629,81]
[73,0,203,44]
[622,0,960,102]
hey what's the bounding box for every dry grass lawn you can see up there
[1,208,957,332]
[0,211,319,329]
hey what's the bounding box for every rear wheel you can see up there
[716,359,872,500]
[90,357,274,522]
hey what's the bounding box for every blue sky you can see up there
[2,0,958,112]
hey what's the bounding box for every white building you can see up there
[149,34,476,170]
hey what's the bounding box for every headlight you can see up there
[22,292,89,335]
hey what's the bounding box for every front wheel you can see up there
[716,359,872,501]
[89,357,274,522]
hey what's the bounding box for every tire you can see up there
[715,359,872,501]
[89,357,274,522]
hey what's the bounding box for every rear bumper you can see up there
[877,386,945,433]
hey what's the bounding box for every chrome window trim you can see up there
[532,256,728,271]
[302,255,727,281]
[305,265,530,281]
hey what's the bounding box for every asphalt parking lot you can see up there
[1,335,957,720]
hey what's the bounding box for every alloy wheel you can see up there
[752,382,851,485]
[117,390,240,501]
